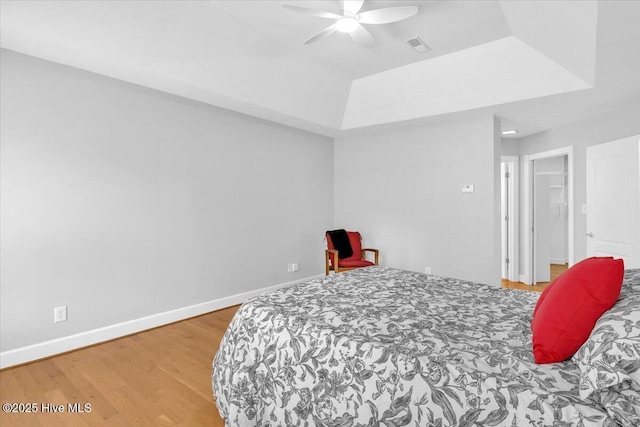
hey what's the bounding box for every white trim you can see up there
[0,274,323,369]
[523,146,574,285]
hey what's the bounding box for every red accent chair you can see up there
[325,231,379,275]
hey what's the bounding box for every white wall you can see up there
[0,50,334,358]
[518,100,640,270]
[501,138,520,157]
[334,115,501,286]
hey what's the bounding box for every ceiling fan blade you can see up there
[282,4,341,20]
[356,6,418,24]
[343,0,364,17]
[349,24,374,48]
[304,23,338,45]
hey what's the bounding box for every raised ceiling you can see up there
[1,0,638,138]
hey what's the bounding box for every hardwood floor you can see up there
[0,305,239,427]
[501,263,568,292]
[1,268,561,427]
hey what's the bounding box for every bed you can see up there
[213,266,640,426]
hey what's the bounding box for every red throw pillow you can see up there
[532,257,614,318]
[531,257,624,364]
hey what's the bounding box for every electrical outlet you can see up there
[287,263,299,273]
[425,267,431,274]
[54,306,67,323]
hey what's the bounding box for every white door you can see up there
[501,163,508,279]
[501,157,519,282]
[586,135,640,268]
[534,172,551,282]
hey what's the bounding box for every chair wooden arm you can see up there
[362,248,379,265]
[325,249,339,275]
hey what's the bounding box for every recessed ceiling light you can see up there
[502,130,519,135]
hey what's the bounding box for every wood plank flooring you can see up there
[2,269,557,427]
[501,263,568,292]
[0,305,238,427]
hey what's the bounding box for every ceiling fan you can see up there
[282,0,418,48]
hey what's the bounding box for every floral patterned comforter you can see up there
[213,267,627,426]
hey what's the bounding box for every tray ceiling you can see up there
[1,0,638,137]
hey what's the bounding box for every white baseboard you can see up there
[0,274,323,369]
[519,274,528,285]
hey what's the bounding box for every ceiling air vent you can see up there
[406,37,431,54]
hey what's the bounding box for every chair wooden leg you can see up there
[326,249,339,276]
[325,250,330,275]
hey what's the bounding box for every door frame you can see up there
[522,146,574,285]
[501,156,519,282]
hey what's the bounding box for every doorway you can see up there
[533,159,569,285]
[523,147,574,285]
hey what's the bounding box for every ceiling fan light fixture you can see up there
[283,2,419,47]
[336,17,359,33]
